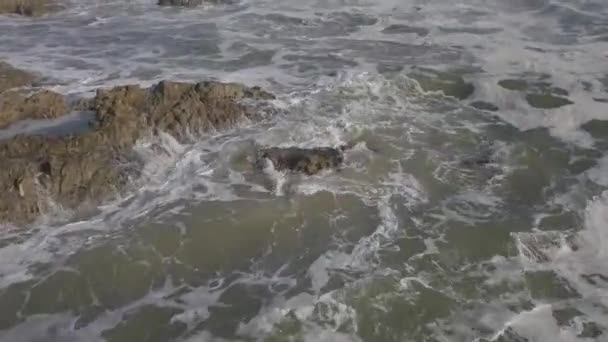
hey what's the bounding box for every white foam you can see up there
[491,304,581,342]
[1,1,608,340]
[509,191,608,341]
[586,155,608,187]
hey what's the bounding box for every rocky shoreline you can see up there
[0,0,62,16]
[0,62,278,224]
[0,59,580,225]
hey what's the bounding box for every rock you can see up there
[0,62,67,129]
[549,86,568,97]
[0,0,61,16]
[525,93,573,109]
[0,61,35,93]
[498,77,574,109]
[498,79,528,91]
[257,146,345,175]
[381,24,428,36]
[470,101,499,112]
[93,80,274,146]
[579,322,604,338]
[0,90,68,128]
[0,80,274,224]
[409,68,475,100]
[157,0,206,6]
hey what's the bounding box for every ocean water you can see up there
[1,0,608,341]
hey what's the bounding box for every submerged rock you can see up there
[409,68,475,100]
[498,77,574,109]
[0,80,274,224]
[157,0,223,6]
[498,79,528,91]
[0,62,35,93]
[470,101,499,112]
[381,24,429,36]
[257,146,346,175]
[525,93,573,109]
[0,0,61,16]
[158,0,201,6]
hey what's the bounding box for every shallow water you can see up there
[1,0,608,341]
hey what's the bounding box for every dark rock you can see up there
[498,79,528,91]
[0,61,35,93]
[0,80,274,224]
[498,77,574,108]
[157,0,219,6]
[581,119,608,139]
[257,146,346,175]
[525,93,573,109]
[381,25,428,36]
[579,322,604,338]
[0,0,61,16]
[158,0,201,6]
[470,101,499,112]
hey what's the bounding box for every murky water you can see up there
[1,0,608,341]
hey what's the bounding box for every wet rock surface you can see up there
[381,24,429,36]
[525,93,573,109]
[257,146,346,175]
[157,0,223,6]
[0,62,36,93]
[498,76,574,109]
[470,101,499,112]
[158,0,203,6]
[0,80,274,224]
[0,90,68,129]
[0,0,61,16]
[0,62,72,130]
[409,68,475,100]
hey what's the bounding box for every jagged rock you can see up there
[257,146,346,175]
[0,80,274,224]
[0,90,68,128]
[0,61,35,93]
[0,0,61,16]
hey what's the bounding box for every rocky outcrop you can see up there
[0,80,274,224]
[0,0,61,16]
[257,146,346,175]
[0,90,68,128]
[0,62,70,129]
[0,62,35,93]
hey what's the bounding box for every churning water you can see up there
[1,0,608,341]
